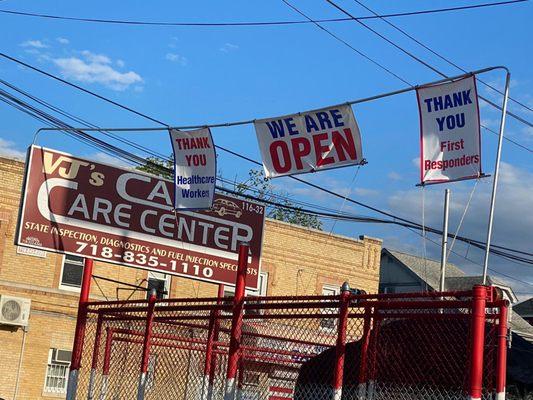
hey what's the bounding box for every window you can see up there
[223,272,268,298]
[60,255,84,290]
[147,272,171,299]
[44,348,71,394]
[320,285,340,331]
[223,272,268,315]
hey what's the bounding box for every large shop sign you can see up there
[16,146,265,289]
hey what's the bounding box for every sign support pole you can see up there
[482,71,511,284]
[224,243,249,400]
[439,189,451,292]
[66,257,94,400]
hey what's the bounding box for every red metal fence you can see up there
[67,284,509,400]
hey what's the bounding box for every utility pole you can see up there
[439,189,451,292]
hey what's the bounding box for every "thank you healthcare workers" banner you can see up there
[417,75,482,184]
[170,127,216,209]
[254,104,363,178]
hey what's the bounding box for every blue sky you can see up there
[1,0,532,298]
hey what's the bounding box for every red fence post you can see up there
[357,305,372,398]
[100,327,114,400]
[332,283,350,400]
[66,257,94,400]
[224,243,249,400]
[469,285,488,400]
[496,301,509,400]
[87,313,103,400]
[203,284,224,400]
[136,290,157,400]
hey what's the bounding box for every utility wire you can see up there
[0,1,526,27]
[405,226,533,288]
[2,87,532,266]
[2,52,531,153]
[1,60,531,260]
[279,0,410,85]
[323,0,533,129]
[351,0,532,114]
[277,5,531,153]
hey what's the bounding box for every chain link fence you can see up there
[71,286,509,400]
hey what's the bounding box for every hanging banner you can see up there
[417,75,482,184]
[254,104,363,178]
[170,127,216,209]
[16,146,265,289]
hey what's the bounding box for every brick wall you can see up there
[0,155,381,399]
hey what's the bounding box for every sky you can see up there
[0,0,532,299]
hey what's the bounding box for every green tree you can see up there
[136,158,323,230]
[235,169,323,230]
[136,155,173,179]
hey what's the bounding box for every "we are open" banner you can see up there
[254,104,364,178]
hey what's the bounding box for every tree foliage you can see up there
[136,155,174,179]
[235,169,323,230]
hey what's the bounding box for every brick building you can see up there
[0,155,382,399]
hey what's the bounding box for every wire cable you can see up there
[404,226,533,288]
[1,61,531,260]
[3,52,531,153]
[280,0,410,85]
[324,0,533,129]
[0,1,526,27]
[351,0,533,114]
[276,6,531,153]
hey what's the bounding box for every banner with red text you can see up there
[254,104,363,178]
[170,127,216,210]
[16,146,264,289]
[417,75,482,184]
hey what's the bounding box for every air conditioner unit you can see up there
[50,348,72,364]
[0,295,31,327]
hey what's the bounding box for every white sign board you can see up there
[254,104,363,178]
[170,127,216,209]
[417,75,482,184]
[17,245,47,258]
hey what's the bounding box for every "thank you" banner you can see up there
[417,75,482,184]
[170,127,216,209]
[254,104,363,178]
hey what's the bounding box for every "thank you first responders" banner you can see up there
[417,75,482,184]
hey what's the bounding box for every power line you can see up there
[323,0,533,129]
[279,0,410,85]
[3,51,531,153]
[3,86,533,268]
[1,58,531,261]
[278,4,531,153]
[351,0,533,114]
[405,226,533,288]
[0,1,527,27]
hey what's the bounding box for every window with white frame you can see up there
[147,271,171,299]
[320,284,340,331]
[44,348,72,394]
[223,272,268,315]
[59,255,84,290]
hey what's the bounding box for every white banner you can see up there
[417,75,482,184]
[254,104,363,178]
[170,127,216,209]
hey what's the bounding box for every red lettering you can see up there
[269,141,292,173]
[332,128,356,162]
[291,137,311,170]
[313,133,335,167]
